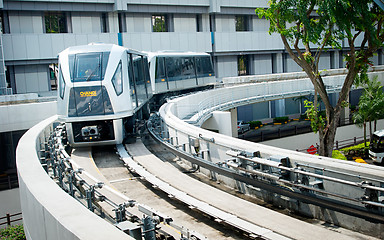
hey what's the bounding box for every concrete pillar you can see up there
[230,108,238,138]
[274,53,284,73]
[332,50,341,69]
[275,99,285,117]
[201,110,234,137]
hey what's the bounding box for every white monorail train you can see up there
[57,43,215,146]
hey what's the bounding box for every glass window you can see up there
[142,57,152,96]
[58,67,65,99]
[75,53,101,81]
[236,15,249,32]
[370,135,384,152]
[180,57,196,79]
[196,14,202,32]
[127,54,137,109]
[101,13,109,33]
[112,61,123,96]
[155,57,167,83]
[71,52,109,82]
[166,57,181,81]
[49,64,58,91]
[196,56,214,77]
[152,15,168,32]
[237,55,249,76]
[45,12,68,33]
[130,54,148,106]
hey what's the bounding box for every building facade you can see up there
[2,0,383,96]
[0,0,383,173]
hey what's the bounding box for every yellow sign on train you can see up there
[80,91,97,97]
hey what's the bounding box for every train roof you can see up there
[60,43,144,56]
[145,51,211,59]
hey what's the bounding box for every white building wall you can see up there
[8,11,44,34]
[174,14,196,32]
[108,12,119,33]
[0,101,56,132]
[126,13,152,33]
[216,15,235,32]
[71,12,102,34]
[253,18,269,32]
[253,54,272,75]
[216,55,237,78]
[14,65,49,94]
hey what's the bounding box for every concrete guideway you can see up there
[123,140,376,240]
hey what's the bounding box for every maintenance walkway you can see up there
[124,138,375,240]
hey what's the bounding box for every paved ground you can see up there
[238,120,312,142]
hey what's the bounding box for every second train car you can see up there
[57,43,215,146]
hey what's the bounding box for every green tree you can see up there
[353,76,384,146]
[256,1,384,157]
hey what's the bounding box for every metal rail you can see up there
[0,212,22,226]
[116,144,289,240]
[147,114,384,223]
[42,124,207,240]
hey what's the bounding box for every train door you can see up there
[69,52,113,117]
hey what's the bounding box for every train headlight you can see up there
[112,62,123,96]
[81,126,100,141]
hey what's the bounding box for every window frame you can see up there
[111,61,123,96]
[58,66,65,99]
[235,15,249,32]
[45,12,68,34]
[152,15,168,32]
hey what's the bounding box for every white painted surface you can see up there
[0,101,57,133]
[16,116,131,240]
[201,110,232,136]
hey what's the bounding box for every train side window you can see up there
[180,57,196,79]
[155,57,166,83]
[196,56,214,77]
[142,57,152,97]
[128,54,137,109]
[112,61,123,96]
[58,67,65,99]
[131,54,148,106]
[166,57,181,81]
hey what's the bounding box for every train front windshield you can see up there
[370,134,384,153]
[69,52,110,82]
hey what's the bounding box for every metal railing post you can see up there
[6,213,10,226]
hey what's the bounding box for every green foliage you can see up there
[256,0,384,157]
[341,142,370,152]
[273,116,289,123]
[304,100,325,133]
[0,225,25,240]
[353,76,384,145]
[332,150,347,160]
[248,120,262,128]
[340,142,370,158]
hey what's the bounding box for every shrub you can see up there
[332,150,347,160]
[248,120,262,128]
[340,142,370,159]
[273,116,289,123]
[0,225,26,240]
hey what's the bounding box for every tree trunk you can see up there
[369,120,373,141]
[318,111,340,157]
[363,122,367,147]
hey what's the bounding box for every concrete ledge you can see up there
[16,115,130,240]
[222,65,384,84]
